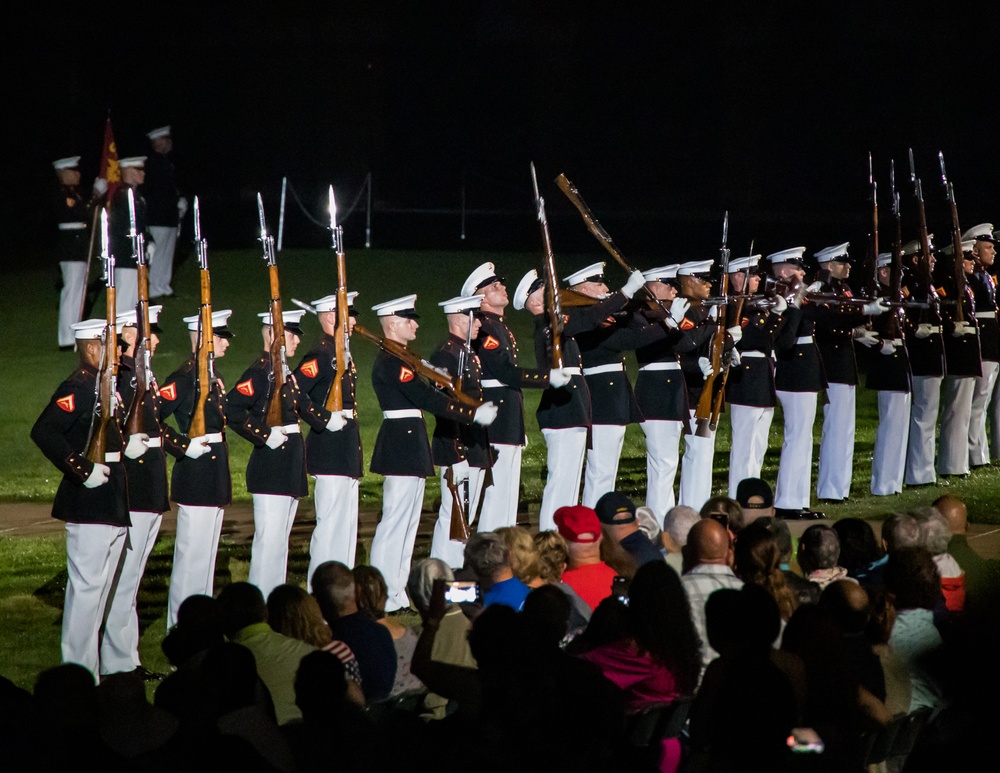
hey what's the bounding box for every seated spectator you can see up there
[216,582,316,726]
[832,517,886,591]
[96,670,179,763]
[494,525,544,587]
[464,531,530,611]
[681,518,743,671]
[407,558,475,668]
[353,565,424,696]
[914,508,965,613]
[554,505,620,611]
[734,476,776,526]
[580,561,701,773]
[311,562,397,703]
[864,587,912,717]
[661,505,700,575]
[700,495,745,535]
[885,548,946,712]
[934,493,1000,603]
[733,520,798,625]
[266,583,364,705]
[882,511,922,554]
[532,529,592,631]
[595,490,665,569]
[798,524,854,591]
[161,594,224,670]
[756,516,819,606]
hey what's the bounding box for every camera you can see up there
[444,581,478,604]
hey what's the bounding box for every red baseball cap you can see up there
[553,505,601,543]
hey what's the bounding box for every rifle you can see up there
[353,324,482,407]
[863,152,879,301]
[907,149,935,303]
[325,185,352,413]
[124,187,152,436]
[258,193,290,427]
[189,196,215,438]
[85,209,119,464]
[886,162,904,340]
[939,151,967,324]
[444,466,471,543]
[693,213,731,438]
[531,163,563,368]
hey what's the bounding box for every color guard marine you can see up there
[962,224,999,468]
[52,156,93,349]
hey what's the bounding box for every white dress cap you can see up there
[183,309,233,333]
[372,294,419,318]
[814,243,850,263]
[941,239,976,256]
[461,262,500,297]
[901,235,933,255]
[765,247,807,265]
[677,259,714,276]
[962,223,995,241]
[258,309,307,329]
[439,295,484,315]
[117,304,163,327]
[512,269,543,311]
[728,255,762,273]
[641,265,680,282]
[311,292,359,313]
[71,319,108,340]
[876,252,893,268]
[146,126,171,140]
[53,156,81,170]
[119,156,147,169]
[562,262,605,286]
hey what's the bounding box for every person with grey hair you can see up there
[881,512,921,554]
[914,508,965,612]
[797,524,853,591]
[464,532,529,611]
[662,504,700,575]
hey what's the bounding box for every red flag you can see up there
[97,116,121,203]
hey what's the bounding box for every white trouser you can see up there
[937,376,976,476]
[906,375,943,485]
[371,476,426,611]
[641,420,683,527]
[679,411,716,510]
[583,424,627,508]
[989,370,1000,459]
[113,268,138,315]
[477,443,522,532]
[58,261,87,347]
[817,383,856,500]
[871,391,911,496]
[774,390,817,510]
[167,504,225,630]
[308,475,360,586]
[539,427,588,531]
[63,523,128,677]
[100,510,162,675]
[969,361,1000,466]
[248,494,299,601]
[727,405,774,499]
[147,225,177,298]
[431,466,486,569]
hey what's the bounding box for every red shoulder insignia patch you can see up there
[741,317,750,328]
[399,366,414,383]
[236,379,254,396]
[159,383,177,401]
[680,318,695,331]
[483,335,500,350]
[56,394,75,413]
[300,359,319,379]
[902,286,911,298]
[844,290,853,298]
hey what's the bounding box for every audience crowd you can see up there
[1,487,998,772]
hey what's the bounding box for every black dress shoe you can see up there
[133,665,166,682]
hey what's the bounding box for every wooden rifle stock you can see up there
[124,264,151,436]
[190,269,214,438]
[326,249,349,412]
[86,286,118,463]
[445,467,471,543]
[885,168,904,341]
[266,263,288,427]
[694,214,731,437]
[531,165,563,368]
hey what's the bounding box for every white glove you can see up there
[451,460,470,483]
[83,463,110,488]
[806,281,824,294]
[915,323,936,339]
[549,367,573,389]
[621,269,646,299]
[669,297,690,325]
[726,325,743,345]
[863,298,889,316]
[265,427,288,449]
[729,349,742,367]
[145,242,155,262]
[326,412,348,432]
[952,321,977,337]
[177,196,189,220]
[769,294,788,315]
[708,305,719,320]
[852,327,879,348]
[698,356,713,379]
[880,339,897,356]
[124,433,150,459]
[92,177,108,196]
[184,436,210,459]
[474,401,499,426]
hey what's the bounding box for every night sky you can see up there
[8,2,999,263]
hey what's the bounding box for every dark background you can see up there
[7,1,998,266]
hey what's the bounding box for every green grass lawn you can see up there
[3,247,1000,689]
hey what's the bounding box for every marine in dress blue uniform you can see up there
[107,157,147,314]
[962,225,999,467]
[158,309,234,628]
[143,126,185,299]
[52,156,92,348]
